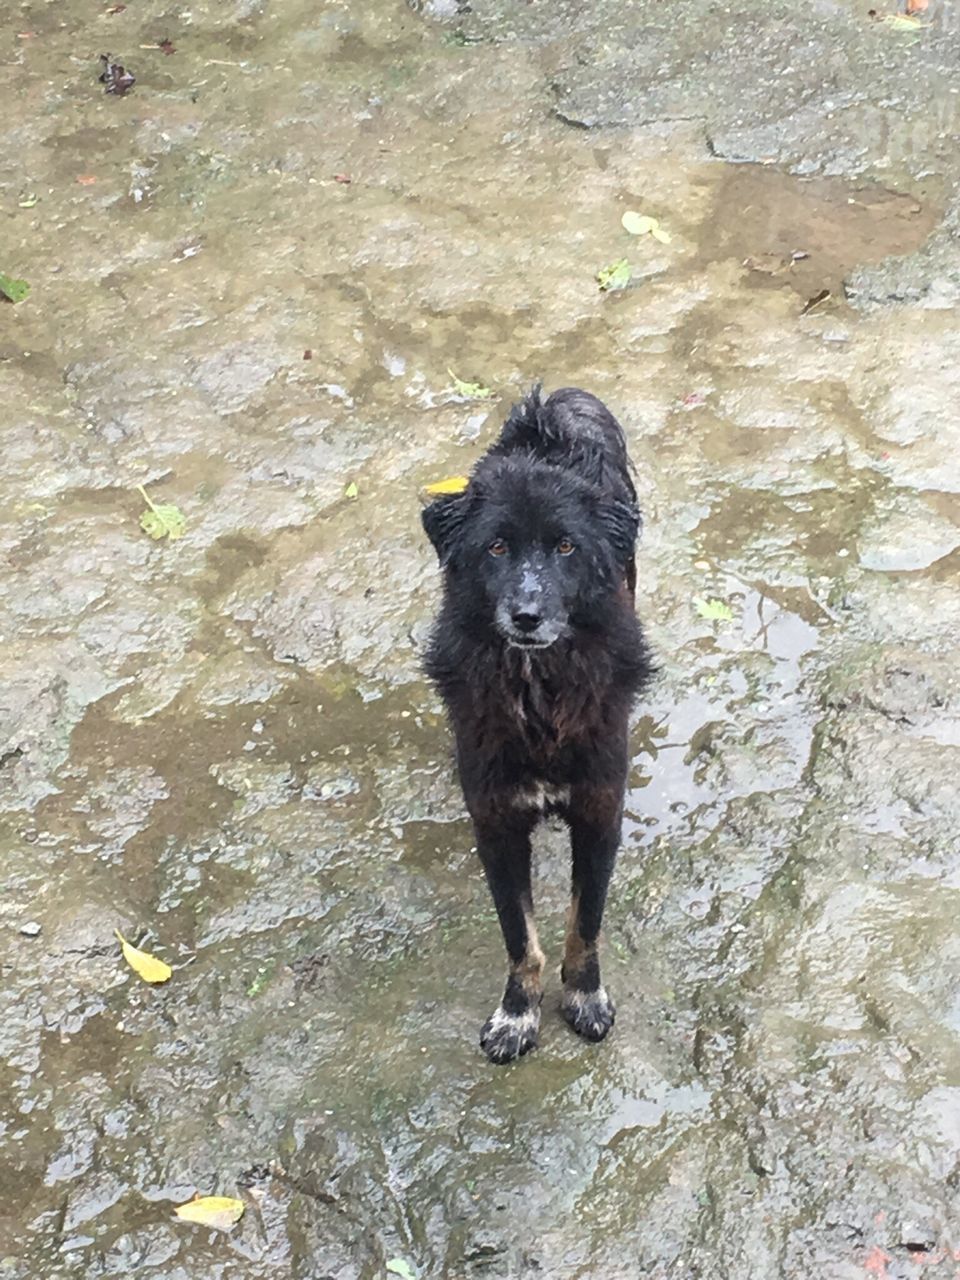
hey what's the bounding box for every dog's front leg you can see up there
[561,784,624,1042]
[473,814,545,1064]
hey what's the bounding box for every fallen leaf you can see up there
[105,4,127,12]
[344,481,359,499]
[622,211,672,243]
[246,964,273,997]
[0,273,30,304]
[386,1261,418,1280]
[76,174,98,185]
[115,929,172,984]
[448,369,493,399]
[800,288,830,315]
[333,173,352,184]
[17,193,39,208]
[879,12,928,28]
[596,258,632,291]
[424,475,469,495]
[680,391,706,409]
[174,1195,244,1231]
[137,484,186,540]
[694,597,734,623]
[622,211,657,235]
[99,52,136,95]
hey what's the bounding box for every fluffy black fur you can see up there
[422,386,653,1063]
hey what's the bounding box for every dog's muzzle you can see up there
[496,603,563,649]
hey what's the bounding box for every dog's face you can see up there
[422,458,638,650]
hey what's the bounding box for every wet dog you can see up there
[421,387,652,1063]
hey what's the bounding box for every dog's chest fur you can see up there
[496,647,606,757]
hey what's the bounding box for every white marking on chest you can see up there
[511,783,571,811]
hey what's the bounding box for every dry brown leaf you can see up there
[800,288,831,315]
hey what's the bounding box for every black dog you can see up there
[421,386,652,1063]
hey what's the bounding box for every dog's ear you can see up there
[422,493,470,566]
[600,498,641,565]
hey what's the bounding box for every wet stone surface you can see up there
[2,0,960,1276]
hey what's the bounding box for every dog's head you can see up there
[422,456,639,650]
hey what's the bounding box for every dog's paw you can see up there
[480,1003,540,1064]
[561,986,616,1042]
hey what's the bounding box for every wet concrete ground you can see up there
[2,0,960,1276]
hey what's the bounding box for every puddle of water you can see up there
[700,165,939,296]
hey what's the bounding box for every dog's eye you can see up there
[488,539,508,557]
[557,538,575,556]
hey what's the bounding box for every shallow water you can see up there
[2,1,960,1277]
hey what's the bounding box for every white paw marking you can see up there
[484,1003,540,1038]
[562,985,610,1013]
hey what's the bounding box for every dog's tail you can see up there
[493,385,637,504]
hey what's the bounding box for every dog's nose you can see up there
[512,609,542,633]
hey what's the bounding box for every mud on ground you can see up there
[2,0,959,1276]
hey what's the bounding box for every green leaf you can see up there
[246,962,274,997]
[596,258,632,292]
[0,272,30,304]
[344,481,359,499]
[386,1261,417,1280]
[141,505,186,541]
[18,194,39,209]
[448,369,493,399]
[137,485,186,541]
[694,596,734,623]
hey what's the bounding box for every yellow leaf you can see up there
[115,930,172,984]
[880,12,927,28]
[622,211,657,235]
[174,1195,245,1231]
[622,211,671,243]
[423,475,469,496]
